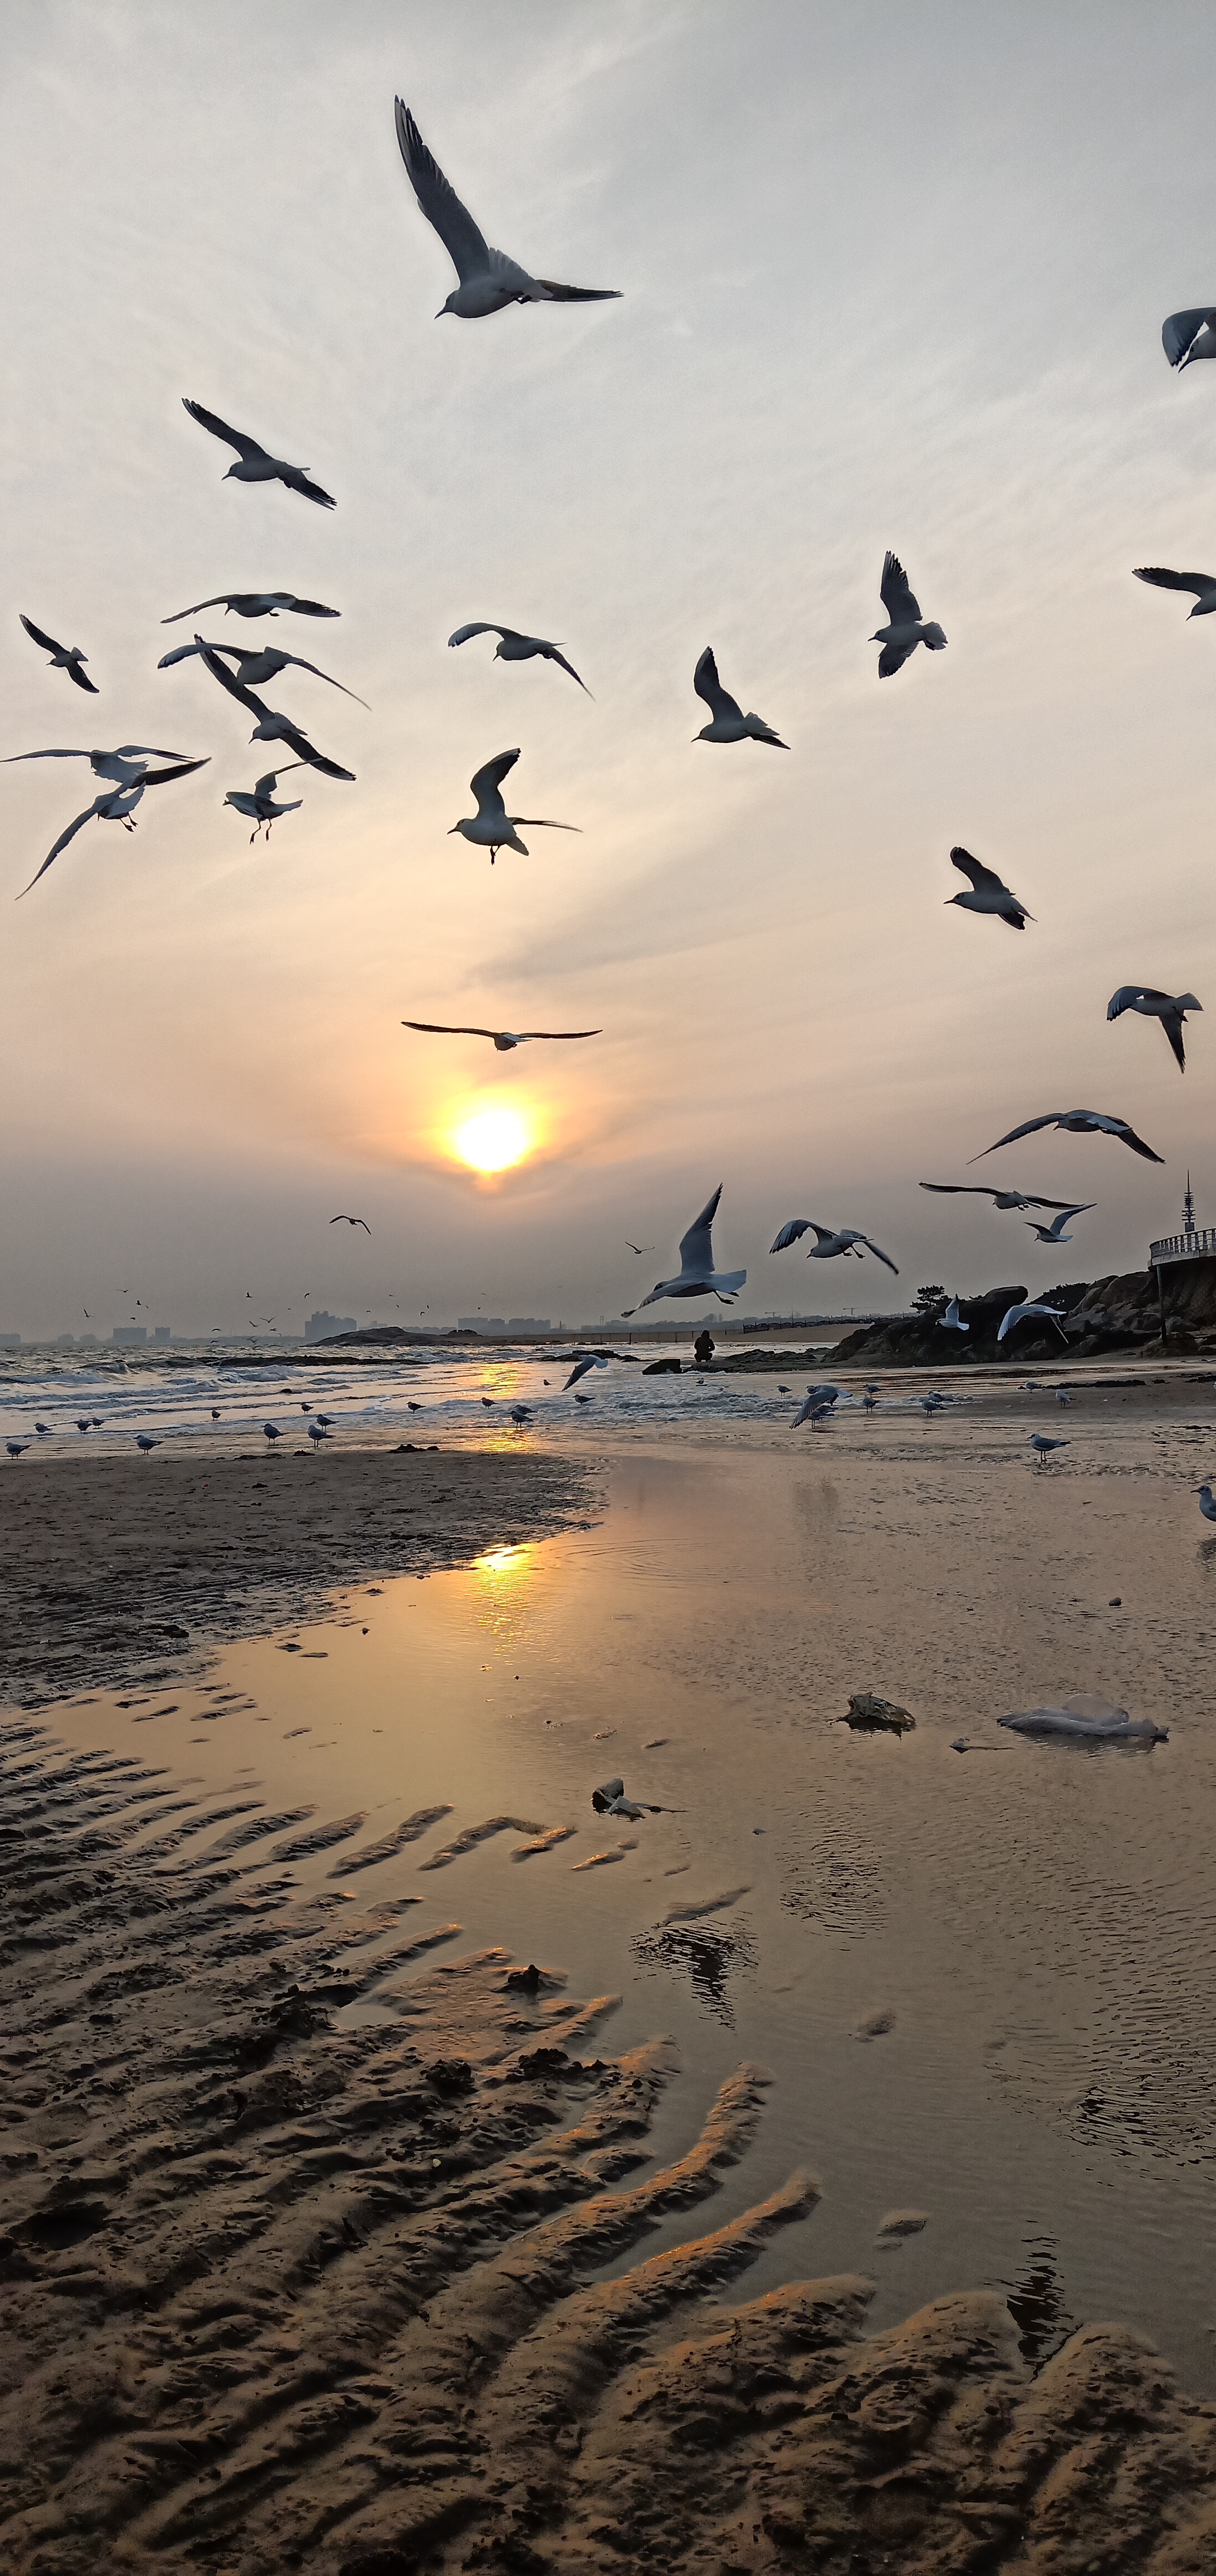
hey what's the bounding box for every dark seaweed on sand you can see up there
[632,1917,756,2026]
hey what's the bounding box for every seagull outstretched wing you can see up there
[950,847,1004,894]
[677,1185,723,1278]
[769,1218,833,1253]
[470,750,519,817]
[1133,566,1215,595]
[449,622,507,647]
[395,102,491,283]
[973,1111,1163,1163]
[196,642,354,782]
[161,594,340,623]
[1162,308,1216,367]
[20,615,63,655]
[694,648,743,724]
[18,801,106,895]
[880,551,921,623]
[852,1234,899,1275]
[182,399,271,463]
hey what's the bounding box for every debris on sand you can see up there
[877,2206,929,2237]
[842,1690,915,1735]
[999,1692,1167,1745]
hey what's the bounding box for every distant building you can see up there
[306,1309,357,1343]
[153,1324,171,1343]
[112,1325,147,1345]
[54,1333,77,1348]
[77,1333,98,1348]
[0,1333,20,1351]
[457,1316,552,1334]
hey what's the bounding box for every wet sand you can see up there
[6,1383,1216,2568]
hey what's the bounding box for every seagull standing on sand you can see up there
[181,400,335,507]
[20,615,97,693]
[160,638,367,704]
[945,847,1033,930]
[920,1182,1094,1214]
[195,643,355,782]
[6,1440,29,1459]
[448,624,590,693]
[135,1434,160,1453]
[263,1422,283,1443]
[450,750,578,864]
[395,102,621,319]
[770,1218,899,1273]
[692,648,786,747]
[1134,564,1216,617]
[973,1111,1163,1164]
[510,1405,534,1428]
[162,591,339,625]
[1030,1433,1069,1466]
[871,553,947,676]
[999,1301,1068,1344]
[621,1186,746,1314]
[307,1423,330,1448]
[224,766,306,842]
[1024,1207,1091,1246]
[938,1296,968,1330]
[1198,1485,1216,1521]
[1162,310,1216,369]
[403,1019,600,1050]
[1108,986,1201,1073]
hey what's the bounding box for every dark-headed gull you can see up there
[946,847,1033,930]
[938,1296,968,1330]
[450,750,578,863]
[1162,309,1216,369]
[621,1185,746,1314]
[159,638,367,705]
[402,1018,600,1050]
[972,1111,1163,1164]
[692,648,786,747]
[1134,565,1216,617]
[224,765,306,841]
[162,591,339,624]
[1029,1432,1068,1465]
[872,552,947,676]
[20,615,97,694]
[395,102,620,319]
[196,642,354,782]
[10,754,209,895]
[999,1301,1068,1344]
[920,1182,1092,1214]
[448,624,589,693]
[1107,985,1201,1073]
[182,400,335,507]
[770,1219,899,1273]
[1024,1206,1091,1246]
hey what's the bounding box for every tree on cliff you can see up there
[913,1284,946,1315]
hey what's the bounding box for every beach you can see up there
[6,1365,1216,2568]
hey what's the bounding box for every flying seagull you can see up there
[919,1182,1094,1214]
[330,1215,370,1231]
[450,750,578,863]
[224,765,306,841]
[196,642,354,781]
[938,1296,968,1331]
[626,1242,654,1254]
[1107,985,1201,1074]
[4,743,194,789]
[564,1353,610,1390]
[1023,1205,1092,1244]
[1162,309,1216,369]
[946,846,1033,930]
[872,552,947,676]
[20,615,97,694]
[972,1110,1163,1164]
[1133,565,1216,617]
[181,400,335,508]
[402,1019,600,1050]
[10,755,209,896]
[692,647,787,747]
[394,101,621,319]
[791,1395,835,1429]
[159,637,368,704]
[769,1219,899,1273]
[162,591,339,624]
[998,1301,1068,1344]
[621,1185,746,1314]
[448,624,590,693]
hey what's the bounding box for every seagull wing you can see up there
[402,1021,499,1038]
[282,597,341,619]
[541,644,591,694]
[970,1115,1059,1157]
[284,656,370,707]
[112,745,190,760]
[448,623,507,647]
[395,102,491,283]
[157,641,216,668]
[512,817,580,831]
[918,1181,999,1196]
[253,763,307,798]
[1133,565,1215,595]
[564,1357,596,1389]
[1158,1007,1189,1072]
[769,1218,820,1252]
[533,278,621,302]
[877,640,915,678]
[20,614,64,655]
[197,641,267,717]
[677,1185,723,1277]
[856,1235,900,1275]
[264,720,355,783]
[471,750,519,816]
[950,846,1004,894]
[1107,986,1153,1019]
[2,749,90,763]
[1027,1195,1095,1213]
[1162,309,1216,367]
[517,1028,601,1039]
[160,597,236,623]
[65,660,99,694]
[694,648,742,723]
[140,759,210,786]
[881,551,921,622]
[182,399,270,463]
[17,801,99,896]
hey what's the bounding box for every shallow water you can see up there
[18,1423,1216,2392]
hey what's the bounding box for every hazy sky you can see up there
[3,0,1214,1335]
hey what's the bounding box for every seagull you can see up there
[998,1301,1068,1344]
[791,1395,835,1429]
[1133,565,1216,617]
[135,1434,160,1453]
[35,1422,51,1433]
[7,751,210,895]
[195,642,354,781]
[450,750,578,863]
[159,637,368,704]
[573,1390,594,1404]
[75,1418,91,1433]
[402,1019,599,1050]
[315,1414,335,1427]
[481,1396,495,1407]
[946,846,1033,930]
[1029,1433,1069,1466]
[1108,985,1201,1073]
[307,1423,331,1447]
[920,1182,1094,1213]
[394,101,621,319]
[862,1392,879,1410]
[1198,1485,1216,1521]
[162,591,339,624]
[224,765,306,842]
[973,1110,1163,1164]
[448,623,590,693]
[4,742,196,789]
[871,552,947,676]
[6,1440,29,1459]
[1162,309,1216,369]
[509,1404,534,1427]
[692,648,786,747]
[330,1215,370,1232]
[20,615,97,694]
[181,400,335,507]
[919,1393,944,1415]
[1056,1389,1071,1404]
[263,1422,283,1442]
[1024,1206,1091,1245]
[407,1400,424,1412]
[626,1242,654,1256]
[211,1408,221,1420]
[769,1219,899,1273]
[938,1296,969,1330]
[564,1354,610,1390]
[620,1185,746,1314]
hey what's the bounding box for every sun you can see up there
[453,1105,531,1173]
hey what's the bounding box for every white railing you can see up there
[1151,1229,1216,1262]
